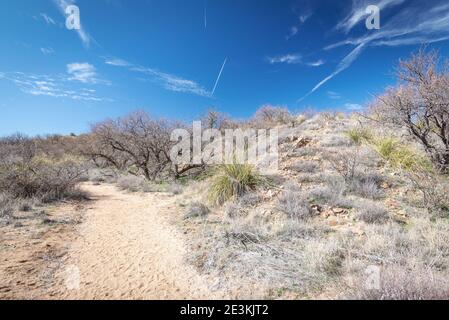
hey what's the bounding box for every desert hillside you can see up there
[1,50,449,300]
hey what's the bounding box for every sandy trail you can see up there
[50,183,221,300]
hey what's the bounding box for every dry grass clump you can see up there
[274,219,331,241]
[184,202,210,219]
[290,161,318,173]
[307,175,354,208]
[276,182,313,219]
[345,128,372,145]
[348,174,385,200]
[116,175,154,193]
[87,168,118,183]
[224,202,244,219]
[0,192,16,222]
[346,265,449,300]
[167,183,183,195]
[356,200,389,224]
[320,134,352,148]
[209,164,264,205]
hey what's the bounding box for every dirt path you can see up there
[49,183,222,300]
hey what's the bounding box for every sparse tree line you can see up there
[1,49,448,208]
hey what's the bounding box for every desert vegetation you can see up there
[1,49,449,300]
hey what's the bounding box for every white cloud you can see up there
[40,47,54,55]
[67,63,100,84]
[286,26,299,40]
[0,71,106,102]
[327,91,341,100]
[301,0,449,102]
[307,59,325,67]
[104,57,131,67]
[287,11,312,40]
[103,57,212,97]
[336,0,405,34]
[345,103,363,111]
[268,54,302,64]
[40,13,56,25]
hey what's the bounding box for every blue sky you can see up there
[1,0,449,136]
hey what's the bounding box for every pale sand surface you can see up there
[49,184,223,300]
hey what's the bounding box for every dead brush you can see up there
[276,182,313,220]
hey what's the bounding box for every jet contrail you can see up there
[211,57,227,96]
[204,0,207,29]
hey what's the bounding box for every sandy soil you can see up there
[1,183,224,300]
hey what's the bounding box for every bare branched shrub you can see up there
[201,109,230,130]
[276,182,313,219]
[85,111,200,181]
[408,170,449,217]
[307,175,354,208]
[253,105,293,126]
[0,155,86,200]
[349,174,385,200]
[370,49,449,173]
[356,200,389,224]
[327,149,360,183]
[0,192,16,222]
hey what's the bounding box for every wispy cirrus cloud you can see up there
[0,71,106,102]
[301,0,449,101]
[306,59,325,67]
[40,47,55,55]
[336,0,405,34]
[327,91,342,100]
[104,57,131,67]
[53,0,94,47]
[40,13,56,25]
[267,54,302,64]
[103,56,213,97]
[267,54,324,67]
[286,10,312,40]
[67,63,100,84]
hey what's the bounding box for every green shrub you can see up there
[209,164,263,205]
[372,137,433,172]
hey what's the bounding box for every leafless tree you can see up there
[253,105,293,126]
[85,111,200,180]
[370,49,449,172]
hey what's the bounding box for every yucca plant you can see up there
[208,163,263,205]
